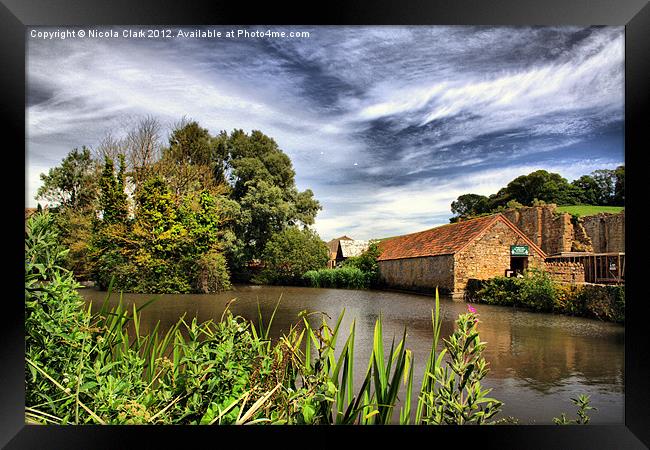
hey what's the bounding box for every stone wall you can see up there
[546,261,586,284]
[502,205,577,255]
[582,211,625,253]
[378,255,454,293]
[453,219,545,293]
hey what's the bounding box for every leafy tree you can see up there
[97,156,128,225]
[571,175,601,205]
[259,227,329,285]
[219,129,321,275]
[157,120,228,197]
[502,170,581,206]
[451,194,490,219]
[36,147,98,209]
[590,169,617,205]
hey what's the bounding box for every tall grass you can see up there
[303,267,369,289]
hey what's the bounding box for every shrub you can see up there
[193,249,232,293]
[259,227,329,285]
[519,269,556,312]
[341,242,381,286]
[470,269,624,323]
[475,276,523,307]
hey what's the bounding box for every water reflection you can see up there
[80,285,624,424]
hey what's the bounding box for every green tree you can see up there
[220,129,321,275]
[97,156,128,225]
[450,194,490,219]
[36,147,98,209]
[502,170,581,206]
[157,120,228,197]
[259,227,329,285]
[591,169,617,205]
[571,175,601,205]
[341,242,382,286]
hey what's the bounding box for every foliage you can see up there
[194,250,232,293]
[419,307,503,424]
[518,269,557,312]
[35,118,327,288]
[156,119,227,197]
[91,180,233,293]
[303,267,370,289]
[221,129,322,275]
[466,273,625,323]
[258,227,329,285]
[553,395,597,425]
[52,206,95,280]
[451,194,490,219]
[340,242,382,286]
[97,156,129,225]
[37,147,98,210]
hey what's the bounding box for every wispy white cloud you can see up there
[26,26,625,239]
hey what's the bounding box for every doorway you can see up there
[510,256,528,275]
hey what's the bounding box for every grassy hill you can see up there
[556,205,624,217]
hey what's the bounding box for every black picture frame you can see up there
[3,0,648,448]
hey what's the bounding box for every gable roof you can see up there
[339,239,370,258]
[327,236,355,254]
[377,214,546,261]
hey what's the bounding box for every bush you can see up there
[473,277,523,307]
[259,227,329,285]
[519,269,556,312]
[194,249,232,293]
[469,269,624,323]
[341,242,381,286]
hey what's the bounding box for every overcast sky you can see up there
[26,26,624,241]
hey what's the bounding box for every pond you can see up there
[79,285,624,425]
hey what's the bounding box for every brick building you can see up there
[377,214,546,295]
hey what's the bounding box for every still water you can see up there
[80,285,624,424]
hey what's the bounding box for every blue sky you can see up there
[26,26,624,241]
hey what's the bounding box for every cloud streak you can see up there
[26,26,624,240]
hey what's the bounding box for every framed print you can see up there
[3,0,649,448]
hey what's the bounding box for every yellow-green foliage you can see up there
[91,177,232,293]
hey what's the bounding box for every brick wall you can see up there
[546,261,586,283]
[582,211,625,253]
[378,255,454,293]
[453,220,545,293]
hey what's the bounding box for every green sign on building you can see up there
[510,245,529,256]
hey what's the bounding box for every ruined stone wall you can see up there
[378,255,454,293]
[582,211,625,253]
[546,261,586,284]
[453,220,545,293]
[502,205,576,255]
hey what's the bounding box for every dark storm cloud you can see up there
[26,26,624,240]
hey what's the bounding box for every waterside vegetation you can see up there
[465,269,625,323]
[25,210,597,425]
[26,210,504,425]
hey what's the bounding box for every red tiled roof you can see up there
[377,214,546,261]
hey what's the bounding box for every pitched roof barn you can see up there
[378,214,546,261]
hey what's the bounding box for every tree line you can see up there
[450,166,624,222]
[36,116,329,293]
